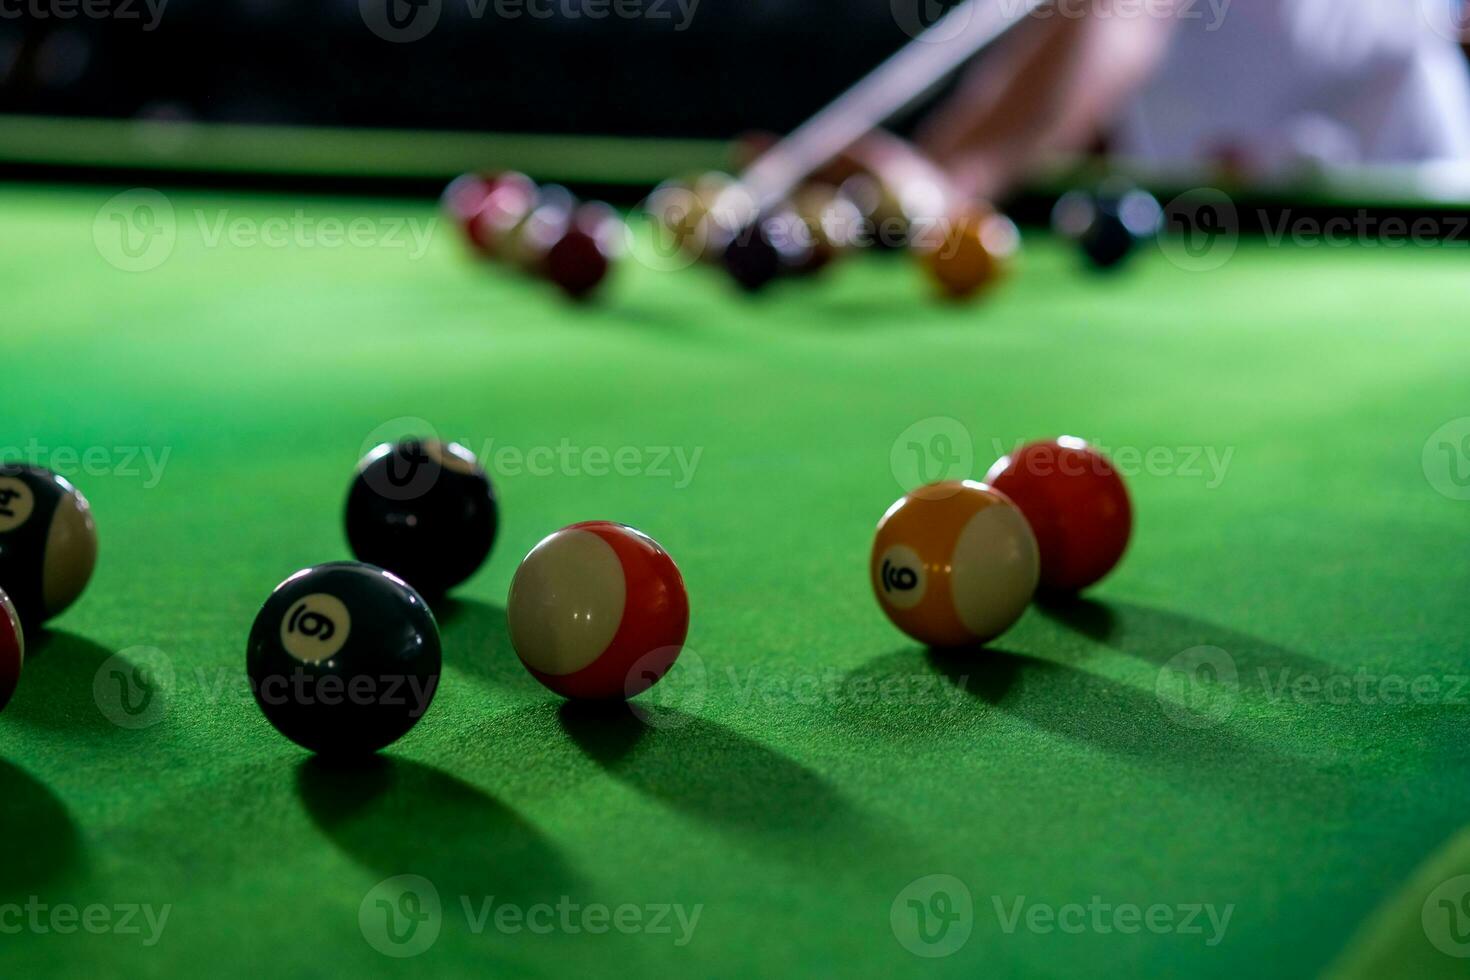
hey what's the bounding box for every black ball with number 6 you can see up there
[345,439,498,597]
[246,562,441,755]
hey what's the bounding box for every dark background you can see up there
[0,0,931,136]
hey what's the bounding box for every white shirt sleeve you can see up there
[1114,0,1470,174]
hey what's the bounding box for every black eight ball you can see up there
[247,561,442,755]
[345,439,498,597]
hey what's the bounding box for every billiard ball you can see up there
[0,464,98,630]
[682,172,744,262]
[1053,181,1162,271]
[1049,189,1094,241]
[871,480,1039,648]
[643,178,697,258]
[984,437,1132,592]
[913,203,1019,300]
[789,182,864,276]
[693,177,758,264]
[442,172,497,251]
[0,589,22,713]
[645,172,754,265]
[837,174,888,248]
[845,172,916,249]
[502,184,576,276]
[247,562,441,755]
[546,202,622,300]
[468,171,538,259]
[833,143,946,250]
[719,207,813,292]
[345,439,497,597]
[719,214,783,292]
[508,521,689,700]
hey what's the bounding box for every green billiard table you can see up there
[2,183,1468,978]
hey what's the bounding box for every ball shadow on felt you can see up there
[4,631,160,741]
[557,703,872,845]
[0,760,82,897]
[297,755,579,905]
[431,598,543,693]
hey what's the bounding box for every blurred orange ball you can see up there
[913,204,1020,300]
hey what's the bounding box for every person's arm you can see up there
[916,2,1180,200]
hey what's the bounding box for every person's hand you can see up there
[916,3,1178,200]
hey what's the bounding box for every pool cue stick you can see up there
[739,0,1052,210]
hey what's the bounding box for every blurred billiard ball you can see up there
[0,464,97,631]
[503,184,577,276]
[985,437,1132,592]
[441,172,497,252]
[1053,181,1162,271]
[719,215,783,292]
[247,562,441,755]
[468,171,538,259]
[838,173,906,248]
[546,202,623,300]
[871,480,1039,648]
[345,439,498,597]
[650,171,742,263]
[912,203,1020,300]
[0,589,21,713]
[508,521,689,701]
[789,182,864,276]
[719,207,813,292]
[643,177,697,257]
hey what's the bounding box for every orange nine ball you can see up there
[913,204,1020,300]
[871,480,1039,649]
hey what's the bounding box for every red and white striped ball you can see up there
[0,589,23,712]
[508,522,689,701]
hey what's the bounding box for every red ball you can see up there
[502,184,576,276]
[984,438,1132,592]
[441,172,498,249]
[0,589,23,713]
[467,172,538,259]
[508,522,689,701]
[546,203,622,300]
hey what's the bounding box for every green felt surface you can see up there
[2,185,1469,978]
